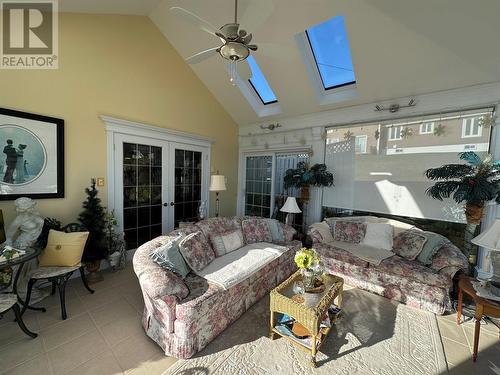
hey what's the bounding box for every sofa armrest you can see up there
[430,243,469,275]
[133,236,190,301]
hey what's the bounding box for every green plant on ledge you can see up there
[283,162,334,201]
[425,151,500,260]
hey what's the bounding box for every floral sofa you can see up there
[133,216,300,359]
[308,216,469,314]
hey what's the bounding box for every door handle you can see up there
[170,202,175,206]
[162,202,175,207]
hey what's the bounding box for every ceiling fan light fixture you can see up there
[219,42,250,61]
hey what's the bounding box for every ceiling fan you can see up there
[170,0,266,85]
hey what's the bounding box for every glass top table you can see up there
[0,247,41,291]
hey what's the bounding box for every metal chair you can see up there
[0,294,37,338]
[21,223,94,320]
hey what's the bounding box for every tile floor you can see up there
[1,264,499,375]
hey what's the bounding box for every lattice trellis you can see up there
[326,139,353,155]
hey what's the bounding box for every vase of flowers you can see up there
[294,247,322,290]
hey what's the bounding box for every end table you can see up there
[456,276,500,362]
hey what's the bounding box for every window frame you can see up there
[304,29,356,91]
[248,79,278,106]
[388,126,403,141]
[354,135,368,154]
[461,117,483,138]
[419,122,434,135]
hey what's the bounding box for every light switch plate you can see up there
[96,177,105,187]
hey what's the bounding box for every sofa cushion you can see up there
[178,231,215,272]
[393,229,427,260]
[195,242,287,289]
[210,229,244,257]
[334,221,366,243]
[279,222,296,242]
[430,243,468,272]
[309,222,334,243]
[375,255,451,288]
[150,234,191,279]
[265,219,285,242]
[241,218,273,244]
[362,223,393,250]
[315,243,369,268]
[416,231,451,265]
[195,217,241,239]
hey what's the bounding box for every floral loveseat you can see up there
[308,216,469,314]
[133,216,300,358]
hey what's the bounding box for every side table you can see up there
[456,276,500,362]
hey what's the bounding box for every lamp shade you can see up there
[209,175,226,192]
[280,197,302,214]
[472,219,500,251]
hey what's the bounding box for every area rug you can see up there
[165,288,448,375]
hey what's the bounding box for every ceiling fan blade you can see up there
[247,44,258,51]
[239,0,274,31]
[237,59,252,81]
[170,7,219,38]
[186,47,219,64]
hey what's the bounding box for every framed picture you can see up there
[0,108,64,200]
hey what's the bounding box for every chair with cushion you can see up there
[0,293,37,338]
[21,223,94,320]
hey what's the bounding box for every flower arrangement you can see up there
[294,247,320,270]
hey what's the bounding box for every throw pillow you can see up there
[416,231,451,266]
[392,229,428,260]
[310,222,334,243]
[210,229,245,257]
[362,223,393,250]
[334,221,366,243]
[178,231,216,272]
[430,243,469,272]
[241,218,273,244]
[39,230,89,267]
[150,235,191,278]
[265,219,285,242]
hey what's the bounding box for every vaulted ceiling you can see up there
[62,0,500,126]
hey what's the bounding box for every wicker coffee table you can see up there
[269,271,344,367]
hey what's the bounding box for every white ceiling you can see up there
[61,0,500,126]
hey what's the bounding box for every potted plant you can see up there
[78,179,107,282]
[283,162,334,201]
[425,151,500,259]
[105,210,126,270]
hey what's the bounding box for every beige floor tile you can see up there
[41,312,95,351]
[78,286,122,311]
[437,319,469,345]
[125,352,177,375]
[3,354,52,375]
[47,328,108,375]
[0,311,40,349]
[99,311,144,346]
[89,298,138,328]
[462,326,500,354]
[442,337,472,365]
[0,336,44,373]
[65,352,123,375]
[36,297,86,329]
[111,333,163,372]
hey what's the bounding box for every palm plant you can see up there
[425,152,500,224]
[283,162,333,201]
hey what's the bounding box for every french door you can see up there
[114,134,209,250]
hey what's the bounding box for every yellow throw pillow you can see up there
[39,230,89,267]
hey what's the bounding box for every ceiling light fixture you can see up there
[374,99,416,113]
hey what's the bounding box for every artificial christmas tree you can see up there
[78,179,107,282]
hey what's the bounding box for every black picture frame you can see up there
[0,108,64,200]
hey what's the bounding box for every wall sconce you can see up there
[374,99,416,113]
[260,123,282,131]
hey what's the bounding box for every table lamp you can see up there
[209,174,226,217]
[280,197,302,226]
[472,219,500,291]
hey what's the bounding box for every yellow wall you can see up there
[0,13,239,226]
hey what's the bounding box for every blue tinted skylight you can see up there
[306,15,356,90]
[247,56,278,105]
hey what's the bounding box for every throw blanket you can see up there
[196,242,288,289]
[329,240,394,266]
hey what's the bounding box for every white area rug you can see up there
[165,288,448,375]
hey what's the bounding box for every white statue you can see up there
[5,197,44,249]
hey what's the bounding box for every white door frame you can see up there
[102,115,213,235]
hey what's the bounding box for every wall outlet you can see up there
[96,177,105,187]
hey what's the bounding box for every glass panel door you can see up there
[173,147,203,228]
[122,142,164,250]
[244,155,273,217]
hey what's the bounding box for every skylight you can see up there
[305,15,356,90]
[247,56,278,105]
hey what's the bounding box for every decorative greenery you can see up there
[78,179,107,261]
[401,127,414,139]
[425,152,500,205]
[374,129,380,140]
[433,123,446,136]
[283,162,334,189]
[343,130,354,140]
[479,114,496,128]
[104,210,126,270]
[294,248,320,270]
